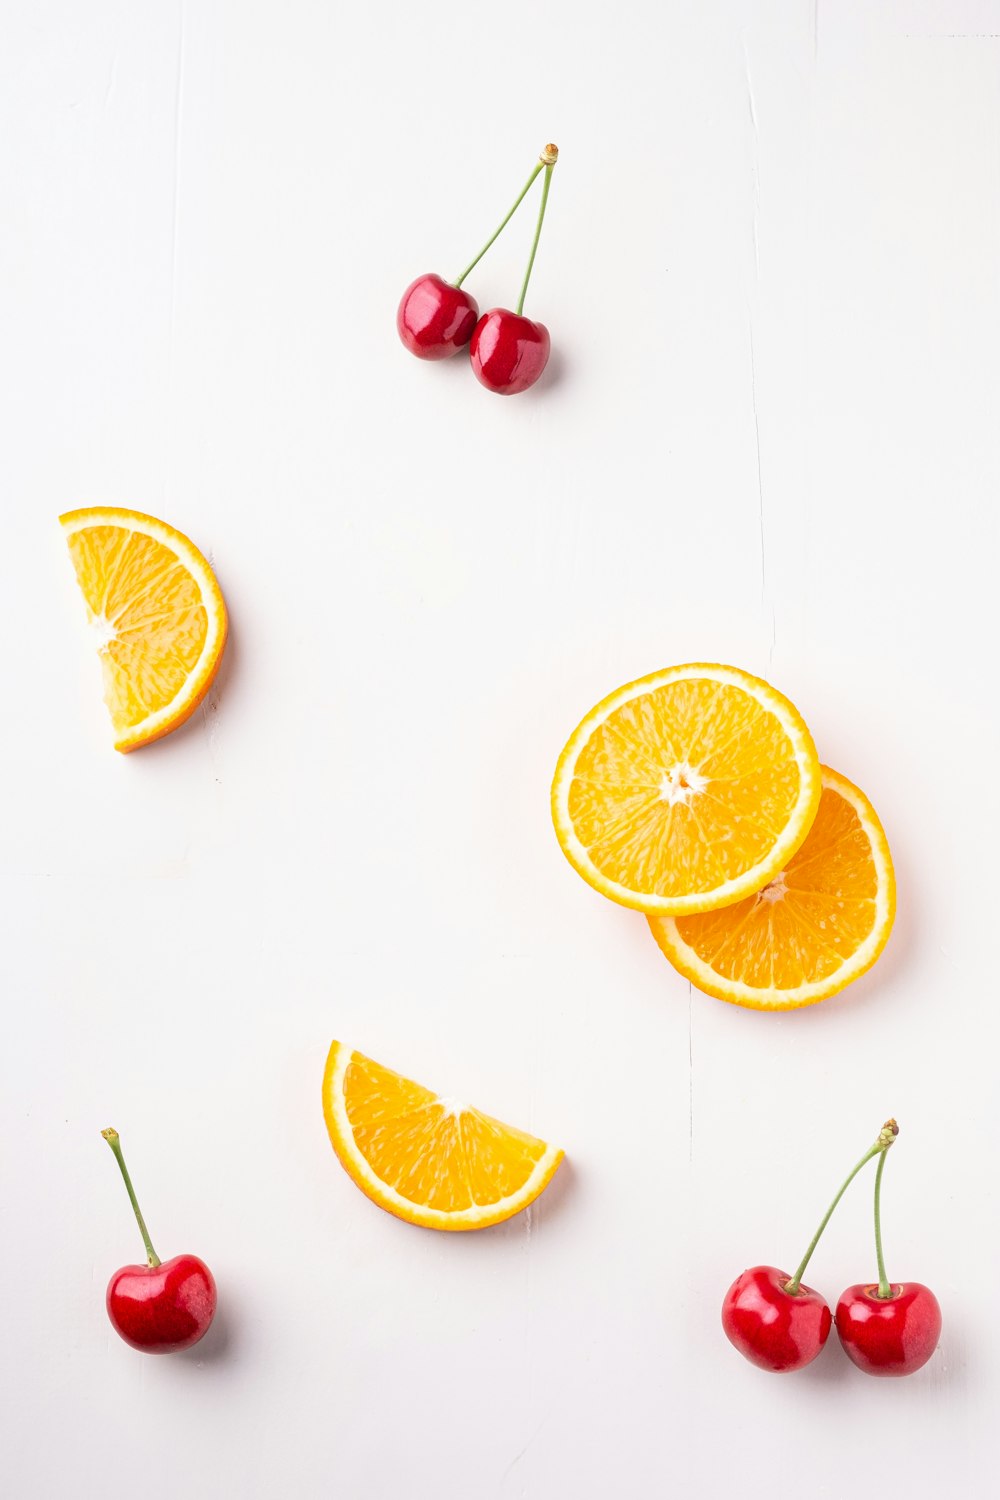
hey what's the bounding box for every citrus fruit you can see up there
[551,663,821,916]
[648,766,895,1009]
[322,1042,564,1231]
[60,507,227,752]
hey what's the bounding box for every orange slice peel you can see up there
[322,1042,564,1231]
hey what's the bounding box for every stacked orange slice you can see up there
[552,664,895,1009]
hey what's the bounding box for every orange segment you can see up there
[322,1042,564,1231]
[648,766,895,1009]
[552,663,821,915]
[60,508,227,752]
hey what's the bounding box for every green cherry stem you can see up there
[873,1145,893,1298]
[453,147,556,289]
[102,1127,161,1269]
[784,1119,898,1296]
[516,149,557,316]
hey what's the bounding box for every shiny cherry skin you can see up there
[397,274,479,360]
[836,1282,941,1376]
[722,1265,832,1372]
[469,309,550,395]
[107,1253,217,1354]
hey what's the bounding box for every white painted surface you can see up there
[2,2,997,1495]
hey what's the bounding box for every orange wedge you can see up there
[322,1042,564,1231]
[551,663,821,916]
[60,507,227,752]
[648,766,895,1009]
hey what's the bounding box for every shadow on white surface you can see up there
[179,1302,234,1367]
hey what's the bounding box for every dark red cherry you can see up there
[835,1282,942,1377]
[107,1254,217,1354]
[397,274,478,360]
[101,1128,217,1356]
[722,1265,832,1373]
[470,309,550,395]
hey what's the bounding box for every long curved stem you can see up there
[102,1128,161,1268]
[784,1119,898,1295]
[453,163,544,288]
[784,1144,882,1294]
[516,162,553,316]
[873,1149,892,1297]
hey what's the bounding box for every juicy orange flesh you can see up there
[67,525,208,733]
[673,784,878,987]
[343,1053,548,1213]
[567,679,803,896]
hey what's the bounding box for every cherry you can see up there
[101,1127,217,1355]
[722,1265,831,1372]
[107,1254,217,1355]
[723,1119,900,1374]
[836,1283,942,1377]
[835,1132,941,1376]
[469,311,550,396]
[396,275,479,361]
[470,145,557,396]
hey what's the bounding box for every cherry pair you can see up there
[397,145,558,395]
[722,1120,942,1377]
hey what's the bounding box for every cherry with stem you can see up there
[102,1127,217,1355]
[836,1122,943,1377]
[470,146,558,396]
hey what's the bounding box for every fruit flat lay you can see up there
[398,144,558,393]
[101,1129,217,1355]
[723,1120,940,1378]
[13,14,992,1489]
[60,507,227,752]
[322,1042,563,1230]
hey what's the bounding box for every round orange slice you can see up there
[551,663,821,916]
[322,1042,564,1231]
[648,766,895,1009]
[60,507,227,753]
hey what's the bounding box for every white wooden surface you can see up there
[2,2,997,1495]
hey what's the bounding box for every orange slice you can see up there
[60,507,227,752]
[648,766,895,1009]
[551,663,821,916]
[322,1042,564,1231]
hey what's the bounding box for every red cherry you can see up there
[722,1265,832,1372]
[101,1127,217,1356]
[470,310,550,395]
[107,1254,217,1354]
[835,1282,941,1377]
[397,274,478,360]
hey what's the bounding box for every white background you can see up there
[1,1,997,1495]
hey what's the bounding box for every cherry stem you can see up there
[101,1128,161,1269]
[453,162,545,289]
[784,1119,898,1296]
[516,160,554,316]
[873,1148,893,1298]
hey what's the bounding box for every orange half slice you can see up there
[322,1042,564,1231]
[648,766,895,1009]
[60,507,227,752]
